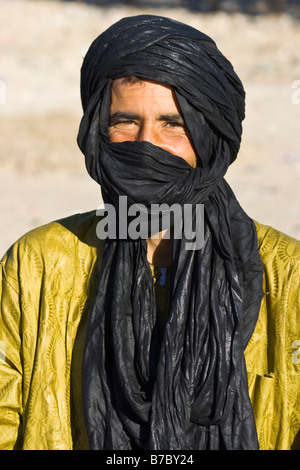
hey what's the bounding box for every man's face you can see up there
[108,78,198,168]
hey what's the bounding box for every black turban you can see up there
[77,15,264,450]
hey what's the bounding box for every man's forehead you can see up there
[110,79,181,115]
[111,77,173,92]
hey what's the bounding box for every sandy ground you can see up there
[0,0,300,257]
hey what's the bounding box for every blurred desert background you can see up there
[0,0,299,257]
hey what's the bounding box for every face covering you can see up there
[77,14,264,450]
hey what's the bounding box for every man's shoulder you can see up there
[255,220,300,266]
[254,221,299,308]
[1,211,103,271]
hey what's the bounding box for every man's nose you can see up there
[136,123,158,145]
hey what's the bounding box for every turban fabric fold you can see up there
[77,15,264,450]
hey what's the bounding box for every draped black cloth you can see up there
[77,15,264,450]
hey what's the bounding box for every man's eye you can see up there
[165,121,185,130]
[166,121,184,127]
[111,120,133,126]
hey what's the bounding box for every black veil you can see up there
[77,15,264,450]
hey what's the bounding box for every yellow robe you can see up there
[0,211,299,450]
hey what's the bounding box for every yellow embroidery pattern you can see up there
[0,213,299,449]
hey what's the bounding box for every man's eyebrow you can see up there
[109,111,185,125]
[157,114,184,123]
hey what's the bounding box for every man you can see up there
[0,15,299,450]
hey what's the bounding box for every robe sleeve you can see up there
[0,251,23,450]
